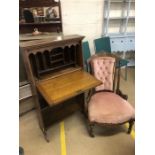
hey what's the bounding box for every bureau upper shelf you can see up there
[20,34,85,48]
[19,32,63,41]
[20,34,85,82]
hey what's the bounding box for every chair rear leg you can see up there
[88,122,95,137]
[125,65,128,81]
[127,120,134,134]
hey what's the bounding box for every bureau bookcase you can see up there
[20,35,101,142]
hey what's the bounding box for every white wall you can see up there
[61,0,104,54]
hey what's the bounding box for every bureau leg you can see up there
[78,93,86,115]
[40,126,50,142]
[43,130,50,143]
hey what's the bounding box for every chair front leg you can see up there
[88,122,95,137]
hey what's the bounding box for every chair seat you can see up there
[88,92,135,124]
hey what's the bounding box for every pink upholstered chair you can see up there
[86,55,135,137]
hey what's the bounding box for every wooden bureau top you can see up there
[19,34,84,50]
[36,70,101,106]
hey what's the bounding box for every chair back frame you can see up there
[86,55,134,138]
[88,54,121,93]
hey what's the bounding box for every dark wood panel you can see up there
[42,97,81,128]
[19,22,62,34]
[19,48,28,82]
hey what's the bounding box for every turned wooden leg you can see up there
[127,121,134,134]
[88,123,95,137]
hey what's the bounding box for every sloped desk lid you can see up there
[36,70,101,105]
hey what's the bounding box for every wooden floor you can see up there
[19,68,135,155]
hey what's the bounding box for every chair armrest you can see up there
[116,89,128,100]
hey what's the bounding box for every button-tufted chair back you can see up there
[90,56,116,91]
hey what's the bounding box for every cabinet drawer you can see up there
[110,37,126,52]
[110,36,135,52]
[126,37,135,51]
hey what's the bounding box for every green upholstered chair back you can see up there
[82,41,91,61]
[94,37,111,53]
[82,41,91,71]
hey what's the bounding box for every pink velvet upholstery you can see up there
[88,92,135,124]
[90,57,115,91]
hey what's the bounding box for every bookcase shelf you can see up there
[103,0,135,66]
[19,0,63,34]
[103,0,135,36]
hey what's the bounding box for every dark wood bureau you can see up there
[20,34,101,142]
